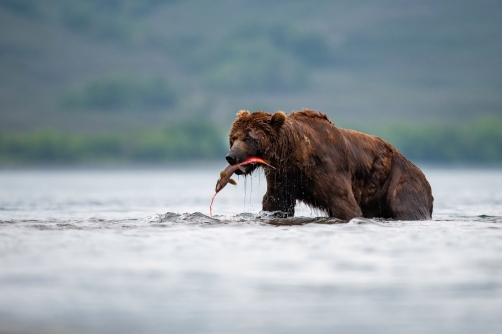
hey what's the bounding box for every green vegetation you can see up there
[373,118,502,164]
[0,0,176,41]
[2,0,500,123]
[0,0,501,165]
[59,74,178,112]
[0,117,501,165]
[199,25,333,93]
[0,0,41,17]
[0,120,226,164]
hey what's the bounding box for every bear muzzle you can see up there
[225,154,237,165]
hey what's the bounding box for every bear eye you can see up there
[244,135,256,143]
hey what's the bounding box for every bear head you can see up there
[226,110,287,175]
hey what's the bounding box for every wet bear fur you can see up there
[226,109,433,220]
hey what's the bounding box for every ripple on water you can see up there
[149,211,348,227]
[1,213,502,230]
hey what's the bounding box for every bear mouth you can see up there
[234,162,259,176]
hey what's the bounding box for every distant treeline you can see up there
[0,118,501,165]
[0,120,227,165]
[370,117,502,164]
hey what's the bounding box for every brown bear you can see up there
[226,109,433,220]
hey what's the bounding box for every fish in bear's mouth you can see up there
[234,162,257,175]
[210,157,275,217]
[215,156,273,193]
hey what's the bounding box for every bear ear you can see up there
[270,111,286,130]
[237,110,250,118]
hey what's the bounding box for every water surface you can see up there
[1,165,501,333]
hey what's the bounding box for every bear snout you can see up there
[226,154,238,165]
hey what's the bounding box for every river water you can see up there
[1,165,501,334]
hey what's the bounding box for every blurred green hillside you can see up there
[0,0,501,163]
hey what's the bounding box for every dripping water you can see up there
[258,168,261,189]
[249,170,253,210]
[243,176,247,211]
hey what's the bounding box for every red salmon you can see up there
[210,157,274,217]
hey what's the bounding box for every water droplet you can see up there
[250,172,253,209]
[243,176,247,211]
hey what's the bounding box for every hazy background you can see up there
[0,0,501,165]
